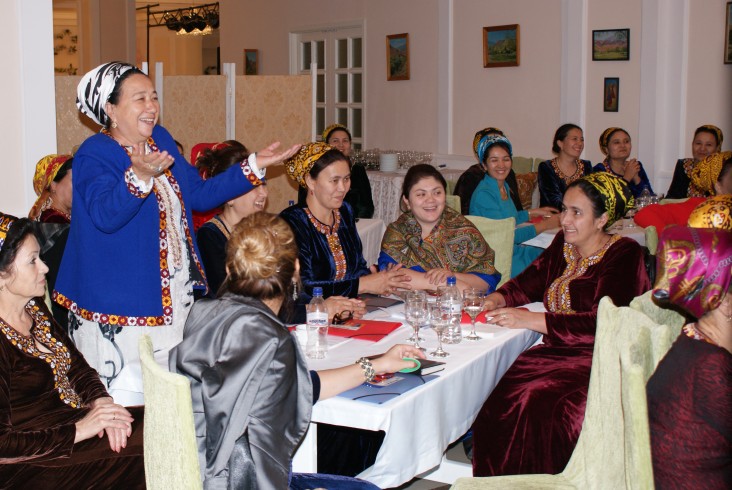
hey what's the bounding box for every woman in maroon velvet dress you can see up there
[647,225,731,489]
[0,214,144,489]
[472,173,650,476]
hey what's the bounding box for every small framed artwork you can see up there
[386,33,410,81]
[725,2,732,64]
[483,24,520,68]
[604,77,619,112]
[244,49,258,75]
[592,29,630,61]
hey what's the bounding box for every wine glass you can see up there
[404,290,426,350]
[427,302,449,358]
[624,204,637,229]
[463,288,485,341]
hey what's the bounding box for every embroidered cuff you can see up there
[125,167,153,198]
[240,153,265,186]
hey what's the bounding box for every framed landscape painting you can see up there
[592,29,630,61]
[386,33,409,80]
[244,49,258,75]
[483,24,520,67]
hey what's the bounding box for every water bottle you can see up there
[440,277,463,344]
[306,287,329,359]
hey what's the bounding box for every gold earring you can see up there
[111,121,118,129]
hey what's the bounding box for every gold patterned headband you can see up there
[598,127,626,156]
[284,142,333,188]
[690,151,731,194]
[698,124,723,146]
[687,194,732,231]
[0,214,17,253]
[581,172,634,226]
[322,124,349,143]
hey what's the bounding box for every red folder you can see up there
[328,319,402,342]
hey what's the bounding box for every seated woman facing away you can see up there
[170,212,422,489]
[469,134,560,278]
[0,214,144,489]
[379,163,501,291]
[537,123,593,210]
[471,173,650,476]
[666,124,723,199]
[647,224,731,489]
[281,142,410,322]
[593,127,654,197]
[635,151,732,230]
[194,141,268,297]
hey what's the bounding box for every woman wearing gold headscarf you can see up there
[635,151,732,230]
[297,124,374,218]
[472,172,650,477]
[666,124,724,199]
[593,127,654,197]
[281,143,410,322]
[29,154,73,223]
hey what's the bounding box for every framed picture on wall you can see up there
[483,24,520,67]
[244,49,258,75]
[386,33,410,80]
[592,29,630,61]
[604,78,619,112]
[725,2,732,64]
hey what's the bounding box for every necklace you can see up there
[683,323,718,347]
[551,157,585,185]
[305,207,347,280]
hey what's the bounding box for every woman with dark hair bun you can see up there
[0,213,145,488]
[194,140,269,297]
[537,123,593,209]
[593,127,654,197]
[379,163,501,291]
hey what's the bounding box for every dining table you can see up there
[366,168,464,225]
[291,301,543,488]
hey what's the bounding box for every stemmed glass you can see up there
[427,301,450,358]
[463,288,485,341]
[624,204,637,229]
[404,290,426,351]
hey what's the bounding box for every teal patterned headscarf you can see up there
[476,135,513,165]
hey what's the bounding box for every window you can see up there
[292,25,364,149]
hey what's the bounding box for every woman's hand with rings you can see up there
[129,142,174,181]
[75,400,134,452]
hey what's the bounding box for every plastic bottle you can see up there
[440,277,462,344]
[306,287,329,359]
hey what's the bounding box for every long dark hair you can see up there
[0,218,40,276]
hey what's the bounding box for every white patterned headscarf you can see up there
[76,62,141,126]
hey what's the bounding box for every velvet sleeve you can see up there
[665,160,690,199]
[543,238,650,346]
[692,354,732,441]
[537,161,565,209]
[196,225,227,298]
[633,198,703,230]
[631,163,654,196]
[0,340,76,462]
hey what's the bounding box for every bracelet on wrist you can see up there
[356,357,376,383]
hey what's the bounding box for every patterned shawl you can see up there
[381,206,497,276]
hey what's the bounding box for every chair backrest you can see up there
[659,197,689,205]
[561,297,682,490]
[465,215,515,288]
[512,156,534,174]
[644,225,659,256]
[140,335,203,490]
[445,194,461,213]
[629,290,686,329]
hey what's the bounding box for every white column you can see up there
[0,0,57,216]
[560,0,588,127]
[637,0,689,192]
[223,62,236,141]
[436,0,454,155]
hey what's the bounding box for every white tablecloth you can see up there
[521,224,646,249]
[355,218,386,266]
[292,302,542,488]
[367,168,464,225]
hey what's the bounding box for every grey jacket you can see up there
[170,294,313,490]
